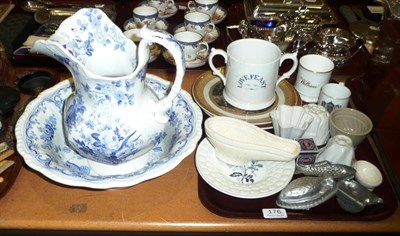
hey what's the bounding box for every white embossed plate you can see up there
[15,74,203,189]
[195,138,295,199]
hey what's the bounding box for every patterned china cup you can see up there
[147,0,175,14]
[133,5,159,29]
[174,31,209,62]
[184,11,215,36]
[187,0,219,18]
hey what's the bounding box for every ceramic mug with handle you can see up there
[208,38,298,111]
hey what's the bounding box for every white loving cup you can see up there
[184,11,215,36]
[187,0,219,18]
[174,31,209,62]
[208,38,298,111]
[318,82,351,113]
[294,54,335,103]
[147,0,174,14]
[133,5,159,29]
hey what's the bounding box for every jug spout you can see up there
[31,9,137,77]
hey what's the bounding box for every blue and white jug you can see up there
[31,8,185,165]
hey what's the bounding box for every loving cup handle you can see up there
[139,27,185,123]
[276,52,298,85]
[208,48,228,85]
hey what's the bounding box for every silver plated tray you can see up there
[243,0,338,25]
[34,5,117,26]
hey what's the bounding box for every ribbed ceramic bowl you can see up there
[329,108,373,146]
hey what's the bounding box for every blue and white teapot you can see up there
[31,8,185,165]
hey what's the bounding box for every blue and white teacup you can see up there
[184,11,215,37]
[147,0,174,14]
[174,31,209,62]
[133,5,158,29]
[187,0,218,18]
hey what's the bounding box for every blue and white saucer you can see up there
[212,6,227,24]
[173,23,220,44]
[15,74,203,189]
[123,18,169,32]
[162,49,209,69]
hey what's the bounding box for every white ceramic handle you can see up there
[276,52,298,85]
[208,48,228,85]
[139,26,185,123]
[207,22,216,33]
[187,0,195,11]
[168,0,175,8]
[197,41,209,56]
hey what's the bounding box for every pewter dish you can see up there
[336,179,384,213]
[295,161,356,180]
[276,176,338,210]
[15,74,203,189]
[195,138,295,199]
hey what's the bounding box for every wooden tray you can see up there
[198,136,398,220]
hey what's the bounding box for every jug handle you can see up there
[140,27,185,123]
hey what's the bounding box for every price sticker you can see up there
[262,208,288,219]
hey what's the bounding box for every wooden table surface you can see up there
[2,0,400,234]
[0,68,399,234]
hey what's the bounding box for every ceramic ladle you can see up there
[205,116,301,166]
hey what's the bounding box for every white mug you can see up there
[184,11,215,36]
[318,82,351,113]
[147,0,174,14]
[294,54,335,103]
[187,0,219,17]
[208,38,298,111]
[174,31,209,62]
[133,6,159,29]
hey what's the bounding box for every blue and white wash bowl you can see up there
[15,75,202,189]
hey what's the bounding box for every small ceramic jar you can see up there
[317,134,355,167]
